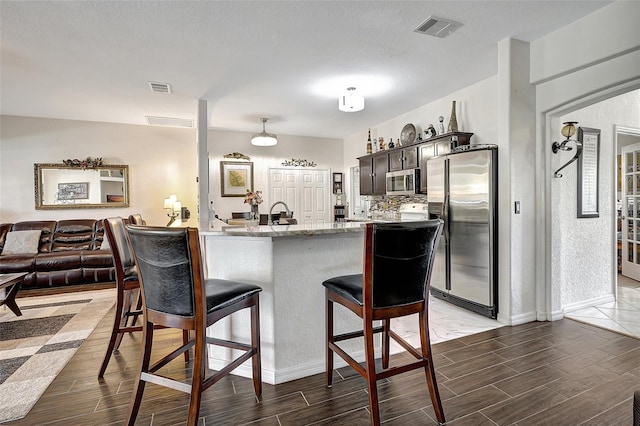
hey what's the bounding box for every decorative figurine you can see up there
[378,137,385,150]
[438,116,445,134]
[388,138,395,149]
[425,125,437,139]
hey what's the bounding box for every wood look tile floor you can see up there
[5,310,640,425]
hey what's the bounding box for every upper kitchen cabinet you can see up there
[357,131,474,195]
[358,152,388,195]
[419,132,474,193]
[419,140,451,167]
[388,146,419,172]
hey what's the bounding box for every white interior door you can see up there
[269,168,330,225]
[621,142,640,280]
[300,169,330,226]
[269,169,299,215]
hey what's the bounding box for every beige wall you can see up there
[0,115,343,226]
[0,115,197,225]
[207,129,343,220]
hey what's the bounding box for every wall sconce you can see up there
[163,195,181,226]
[552,121,583,178]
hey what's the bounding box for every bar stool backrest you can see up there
[103,217,136,279]
[126,226,196,318]
[368,220,443,309]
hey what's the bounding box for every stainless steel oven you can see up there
[386,169,419,195]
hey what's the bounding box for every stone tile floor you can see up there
[565,274,640,339]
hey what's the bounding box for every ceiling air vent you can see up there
[145,116,194,128]
[414,16,461,38]
[148,81,172,94]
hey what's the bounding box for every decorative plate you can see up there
[400,123,417,145]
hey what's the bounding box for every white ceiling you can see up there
[0,1,611,139]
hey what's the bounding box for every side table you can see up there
[0,272,27,316]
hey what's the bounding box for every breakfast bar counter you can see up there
[200,220,368,384]
[203,220,366,237]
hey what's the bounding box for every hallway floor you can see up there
[565,274,640,339]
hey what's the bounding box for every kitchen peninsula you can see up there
[200,220,368,385]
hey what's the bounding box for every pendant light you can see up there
[251,118,278,146]
[338,87,365,112]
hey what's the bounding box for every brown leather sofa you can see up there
[0,219,114,289]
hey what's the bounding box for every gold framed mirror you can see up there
[34,163,129,209]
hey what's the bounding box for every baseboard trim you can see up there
[510,311,538,325]
[563,294,615,314]
[208,350,367,385]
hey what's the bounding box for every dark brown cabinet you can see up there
[388,146,418,171]
[358,153,388,195]
[358,132,474,196]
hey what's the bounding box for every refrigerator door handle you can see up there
[442,158,450,242]
[442,193,450,241]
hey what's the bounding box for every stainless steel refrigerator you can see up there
[427,144,498,318]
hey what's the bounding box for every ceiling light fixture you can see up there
[251,118,278,146]
[338,87,365,112]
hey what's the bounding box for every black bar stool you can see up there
[125,225,262,426]
[323,220,445,425]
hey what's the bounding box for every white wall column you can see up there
[497,38,537,325]
[197,99,209,229]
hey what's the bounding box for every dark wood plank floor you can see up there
[6,309,640,425]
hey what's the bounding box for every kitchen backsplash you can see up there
[366,194,428,219]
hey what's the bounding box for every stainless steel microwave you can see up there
[386,169,420,195]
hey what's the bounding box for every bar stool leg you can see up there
[382,318,391,369]
[419,311,445,424]
[126,322,154,425]
[325,296,334,387]
[251,297,262,398]
[364,319,381,425]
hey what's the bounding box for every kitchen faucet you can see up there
[269,201,291,225]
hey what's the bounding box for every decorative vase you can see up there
[250,204,259,220]
[447,100,458,133]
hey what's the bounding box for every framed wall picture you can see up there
[57,182,89,200]
[577,127,600,218]
[220,161,253,197]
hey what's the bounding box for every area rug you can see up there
[0,288,115,423]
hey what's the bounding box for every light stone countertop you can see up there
[199,219,366,237]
